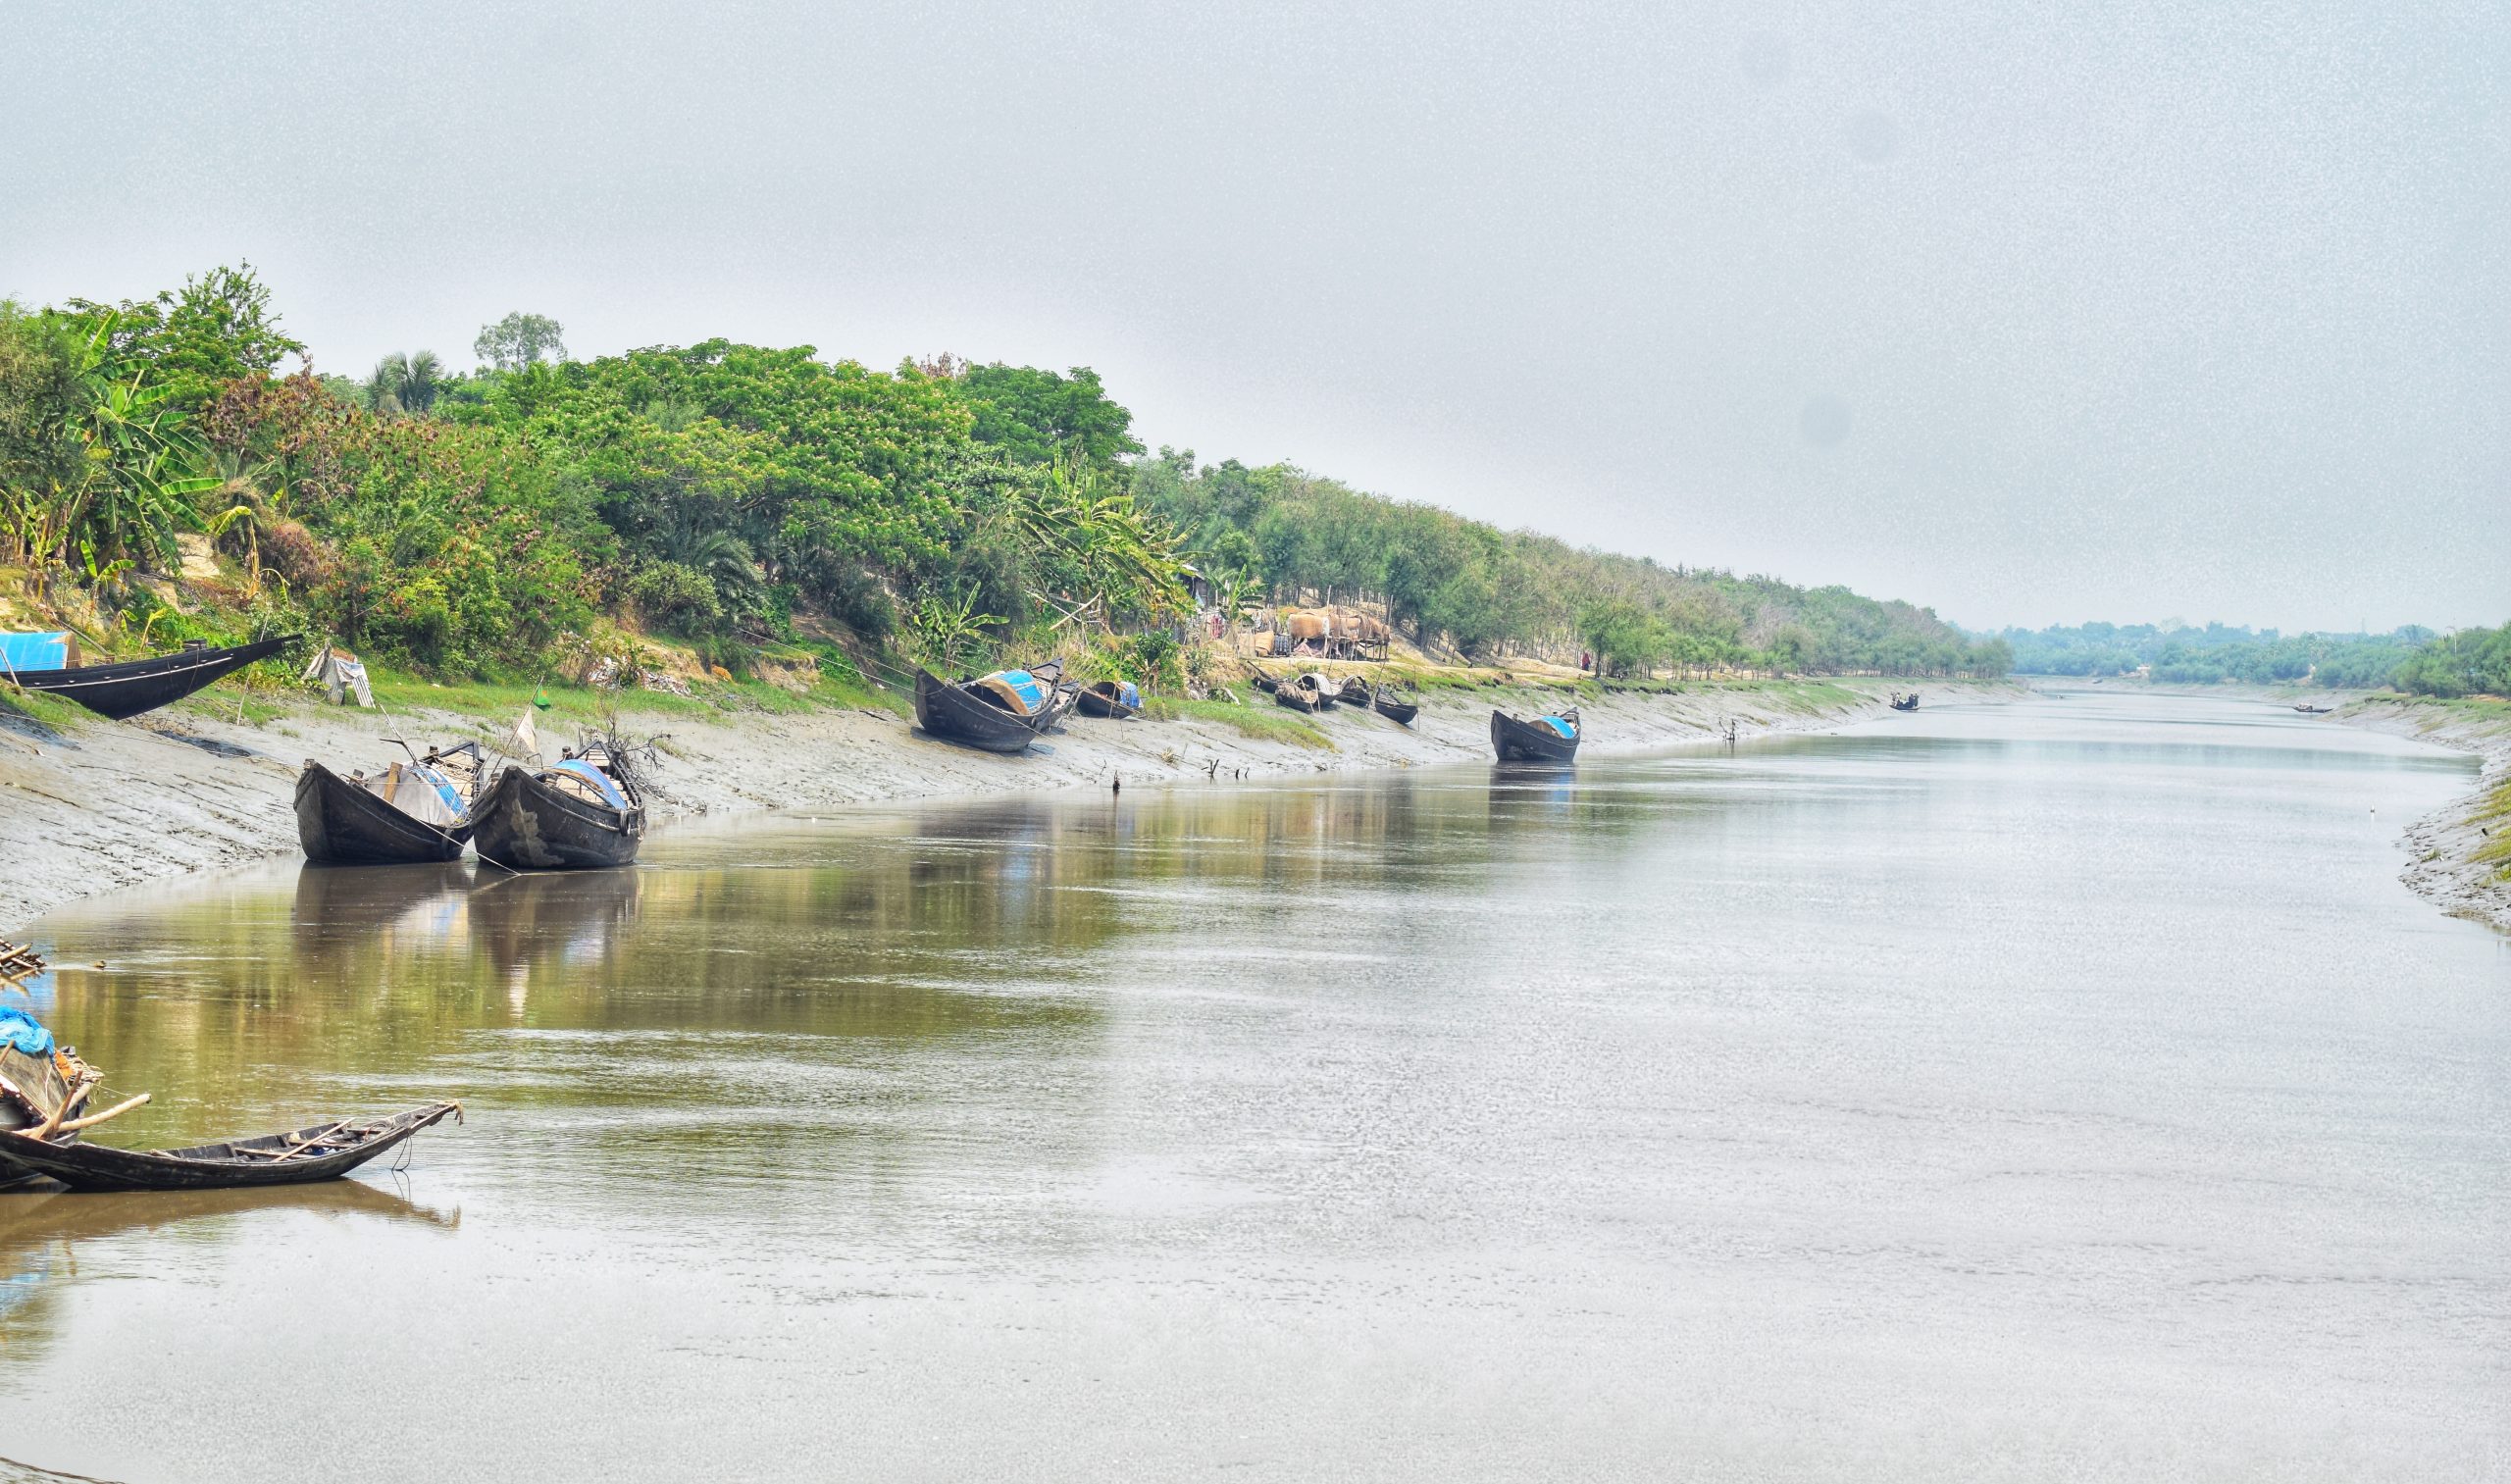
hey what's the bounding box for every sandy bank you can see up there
[1,677,2012,933]
[2332,698,2511,934]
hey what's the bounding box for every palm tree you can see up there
[368,354,408,417]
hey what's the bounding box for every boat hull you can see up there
[1076,686,1138,720]
[0,1102,460,1192]
[294,764,470,866]
[1491,709,1580,763]
[3,636,292,721]
[470,767,642,871]
[913,668,1074,752]
[1372,693,1420,726]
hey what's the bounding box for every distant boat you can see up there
[1077,679,1142,720]
[2292,703,2332,714]
[913,663,1079,752]
[1889,692,1921,711]
[1337,675,1372,708]
[295,742,487,866]
[1274,674,1324,712]
[1491,706,1580,762]
[1300,671,1341,708]
[0,635,292,721]
[472,740,645,871]
[1371,686,1420,726]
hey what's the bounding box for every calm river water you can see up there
[2,691,2504,1481]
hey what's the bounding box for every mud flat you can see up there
[0,677,2016,932]
[2335,697,2511,934]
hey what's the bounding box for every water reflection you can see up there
[0,1182,454,1373]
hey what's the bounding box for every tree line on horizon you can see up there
[7,264,2016,688]
[1998,620,2511,697]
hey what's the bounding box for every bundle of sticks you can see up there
[0,940,43,994]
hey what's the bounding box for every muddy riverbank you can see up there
[2333,697,2511,933]
[0,677,2013,933]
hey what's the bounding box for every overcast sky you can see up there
[5,1,2502,633]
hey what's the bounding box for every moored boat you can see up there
[0,636,293,721]
[1273,674,1322,712]
[1337,675,1372,708]
[1491,706,1580,763]
[294,742,487,866]
[0,1101,462,1192]
[913,663,1080,753]
[1300,671,1340,708]
[471,741,645,871]
[1889,692,1921,711]
[1371,686,1421,726]
[1077,679,1142,720]
[2292,703,2332,714]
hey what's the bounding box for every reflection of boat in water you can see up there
[288,860,476,965]
[466,866,641,977]
[0,1180,455,1371]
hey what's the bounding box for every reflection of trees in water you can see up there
[0,1182,454,1376]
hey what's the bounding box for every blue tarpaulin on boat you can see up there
[1536,716,1575,739]
[0,1008,55,1059]
[552,758,629,810]
[1116,681,1141,709]
[0,633,74,676]
[987,670,1050,713]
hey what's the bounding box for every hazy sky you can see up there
[5,1,2502,632]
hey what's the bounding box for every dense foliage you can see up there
[1999,620,2510,696]
[3,265,2021,685]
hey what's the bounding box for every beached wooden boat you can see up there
[1076,679,1141,720]
[1273,675,1322,712]
[471,742,644,870]
[1371,687,1420,726]
[1491,706,1581,763]
[913,664,1080,753]
[0,636,292,721]
[294,742,486,866]
[1337,675,1372,708]
[2292,703,2332,714]
[1300,672,1340,708]
[1251,673,1280,694]
[1889,693,1921,711]
[0,1101,461,1192]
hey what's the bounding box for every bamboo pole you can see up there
[55,1092,148,1133]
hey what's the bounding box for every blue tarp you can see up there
[0,1007,55,1059]
[1536,716,1576,739]
[986,669,1050,713]
[417,766,464,814]
[1115,681,1141,709]
[552,758,629,810]
[0,633,73,676]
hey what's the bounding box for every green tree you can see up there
[474,312,567,373]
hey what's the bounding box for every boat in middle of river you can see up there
[471,739,646,871]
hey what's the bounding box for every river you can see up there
[2,691,2503,1481]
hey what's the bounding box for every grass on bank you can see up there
[1142,694,1334,749]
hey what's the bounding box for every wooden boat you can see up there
[0,636,292,721]
[2292,703,2332,714]
[1076,679,1141,720]
[1273,675,1322,712]
[0,1101,461,1192]
[913,663,1080,753]
[1337,675,1372,708]
[1300,671,1340,708]
[1491,706,1580,763]
[1371,687,1420,726]
[471,741,644,870]
[1889,693,1921,711]
[1251,673,1280,694]
[294,742,486,866]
